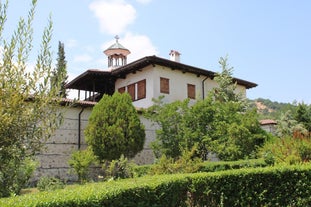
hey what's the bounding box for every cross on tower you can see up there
[115,35,119,42]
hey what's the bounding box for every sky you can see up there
[5,0,311,104]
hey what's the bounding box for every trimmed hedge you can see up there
[133,159,268,176]
[1,164,311,206]
[197,159,268,172]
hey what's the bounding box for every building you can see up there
[260,119,277,134]
[66,37,256,108]
[35,37,257,180]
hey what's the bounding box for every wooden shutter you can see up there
[187,84,196,99]
[127,83,135,101]
[118,86,125,93]
[160,77,169,94]
[137,79,146,100]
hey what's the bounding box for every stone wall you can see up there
[34,106,91,181]
[33,105,157,182]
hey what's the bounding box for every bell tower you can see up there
[104,35,131,70]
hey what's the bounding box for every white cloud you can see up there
[101,33,158,63]
[73,54,93,63]
[65,39,78,49]
[89,0,136,35]
[136,0,152,4]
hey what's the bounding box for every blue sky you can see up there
[6,0,311,103]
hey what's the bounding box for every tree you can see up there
[276,110,308,138]
[295,103,311,133]
[146,97,191,159]
[85,92,145,161]
[145,56,268,161]
[0,0,63,197]
[146,96,268,161]
[51,41,68,98]
[212,56,243,103]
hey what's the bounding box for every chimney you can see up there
[169,50,181,62]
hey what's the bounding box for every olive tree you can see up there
[85,92,145,162]
[0,0,64,197]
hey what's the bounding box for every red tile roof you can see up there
[260,119,277,125]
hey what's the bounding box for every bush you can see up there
[103,155,135,180]
[2,165,311,206]
[150,147,202,175]
[134,159,267,177]
[259,136,311,165]
[198,159,268,172]
[0,158,38,197]
[68,149,96,183]
[37,176,64,192]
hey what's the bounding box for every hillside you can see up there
[249,98,298,120]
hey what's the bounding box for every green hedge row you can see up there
[133,159,268,176]
[197,159,268,172]
[1,164,311,207]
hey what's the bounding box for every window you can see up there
[160,77,169,94]
[123,79,146,101]
[137,79,146,100]
[187,84,196,99]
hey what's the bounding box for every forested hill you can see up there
[248,98,298,120]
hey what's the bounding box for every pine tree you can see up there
[52,41,68,98]
[212,56,243,103]
[85,92,145,161]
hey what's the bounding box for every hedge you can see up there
[1,164,311,206]
[133,159,267,176]
[197,159,268,172]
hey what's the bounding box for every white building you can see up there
[36,37,257,180]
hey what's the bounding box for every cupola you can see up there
[104,35,131,69]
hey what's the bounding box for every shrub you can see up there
[150,148,202,175]
[37,176,64,192]
[68,149,96,183]
[198,159,267,172]
[259,136,311,165]
[0,158,38,197]
[103,155,135,180]
[133,159,267,177]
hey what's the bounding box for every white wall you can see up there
[115,64,247,108]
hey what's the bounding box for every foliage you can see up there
[259,136,311,165]
[0,0,64,197]
[68,148,96,183]
[133,159,268,177]
[85,92,145,162]
[146,97,190,158]
[150,147,202,175]
[145,56,268,161]
[197,159,268,172]
[146,96,269,161]
[37,176,64,192]
[207,100,268,160]
[276,110,308,138]
[51,41,68,98]
[212,56,243,103]
[0,158,38,197]
[103,155,135,180]
[2,165,311,206]
[295,102,311,133]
